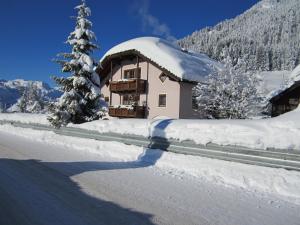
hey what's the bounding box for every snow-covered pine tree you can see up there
[48,0,103,128]
[16,86,28,113]
[193,58,264,119]
[26,83,45,113]
[0,103,5,113]
[15,82,45,113]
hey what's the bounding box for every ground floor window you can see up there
[158,94,167,107]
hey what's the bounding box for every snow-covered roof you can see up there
[278,65,300,91]
[289,64,300,83]
[258,71,290,100]
[100,37,222,83]
[270,65,300,101]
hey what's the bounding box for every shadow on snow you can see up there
[0,119,175,225]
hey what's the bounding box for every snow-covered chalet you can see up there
[97,37,221,119]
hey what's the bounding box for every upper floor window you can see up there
[124,68,141,79]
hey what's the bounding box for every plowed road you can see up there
[0,131,299,225]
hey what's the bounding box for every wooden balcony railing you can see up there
[109,79,146,93]
[109,106,145,118]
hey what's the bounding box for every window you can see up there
[158,94,166,107]
[289,98,299,105]
[124,68,141,79]
[276,105,285,111]
[123,94,140,105]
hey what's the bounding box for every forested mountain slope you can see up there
[178,0,300,71]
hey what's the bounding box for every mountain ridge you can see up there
[0,79,61,110]
[178,0,300,71]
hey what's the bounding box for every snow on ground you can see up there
[1,107,300,150]
[0,123,300,205]
[2,130,300,225]
[0,113,49,125]
[101,37,223,82]
[75,107,300,150]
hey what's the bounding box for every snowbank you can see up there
[1,124,300,205]
[72,108,300,150]
[1,108,300,150]
[0,113,49,125]
[101,37,223,82]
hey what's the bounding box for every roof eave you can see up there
[97,49,184,82]
[270,80,300,103]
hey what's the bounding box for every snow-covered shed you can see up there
[270,65,300,117]
[97,37,221,119]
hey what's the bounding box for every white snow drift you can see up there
[1,106,300,150]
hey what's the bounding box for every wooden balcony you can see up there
[109,106,145,118]
[110,79,146,93]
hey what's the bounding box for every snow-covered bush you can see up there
[48,0,105,128]
[194,59,265,119]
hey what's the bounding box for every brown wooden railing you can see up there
[109,79,146,93]
[109,106,145,118]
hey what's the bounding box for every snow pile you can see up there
[0,111,297,150]
[1,107,300,150]
[0,113,49,125]
[1,124,300,205]
[150,109,300,150]
[101,37,223,83]
[72,118,150,136]
[72,109,300,150]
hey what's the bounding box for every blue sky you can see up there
[0,0,259,86]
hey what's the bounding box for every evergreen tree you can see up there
[48,0,102,128]
[193,58,264,119]
[0,102,5,113]
[16,87,28,113]
[15,82,46,113]
[26,83,45,113]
